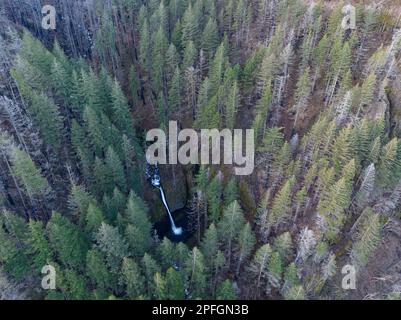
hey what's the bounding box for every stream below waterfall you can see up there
[154,206,191,242]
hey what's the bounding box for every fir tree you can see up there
[201,18,219,63]
[273,232,293,264]
[157,237,176,270]
[103,187,126,223]
[268,251,283,288]
[10,147,50,199]
[200,223,223,291]
[247,244,272,296]
[95,222,128,274]
[282,262,300,294]
[64,268,89,300]
[181,4,200,49]
[142,253,161,298]
[85,203,104,238]
[268,177,295,230]
[86,249,115,293]
[47,212,89,270]
[183,40,197,69]
[350,208,382,270]
[218,201,245,267]
[235,222,256,276]
[111,79,133,136]
[224,80,240,129]
[153,272,167,299]
[207,175,222,222]
[105,146,127,193]
[122,192,152,257]
[284,285,306,300]
[121,257,146,299]
[378,138,401,189]
[168,67,182,113]
[165,267,185,299]
[185,246,206,299]
[223,177,238,206]
[68,184,95,225]
[209,42,227,96]
[216,279,236,300]
[139,19,151,75]
[0,216,31,279]
[28,219,53,271]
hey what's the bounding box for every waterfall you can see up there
[158,186,183,235]
[146,163,182,236]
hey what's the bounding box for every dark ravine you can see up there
[154,206,192,243]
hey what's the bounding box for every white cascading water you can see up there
[158,186,183,235]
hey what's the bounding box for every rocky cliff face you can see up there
[387,65,401,137]
[159,164,188,213]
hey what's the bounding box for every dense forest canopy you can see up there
[0,0,401,300]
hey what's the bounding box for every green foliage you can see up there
[268,177,295,229]
[122,134,142,182]
[85,203,105,237]
[28,220,53,271]
[95,222,128,274]
[157,237,176,270]
[10,148,50,198]
[273,232,293,263]
[105,146,127,193]
[168,67,182,113]
[185,247,206,299]
[183,40,197,69]
[64,268,90,299]
[86,249,115,292]
[47,212,89,269]
[68,184,95,225]
[350,208,382,270]
[0,214,30,280]
[282,262,300,293]
[268,251,283,288]
[216,279,236,300]
[318,163,355,242]
[209,42,228,95]
[121,257,145,299]
[165,267,185,299]
[218,201,245,266]
[223,177,238,206]
[139,19,151,74]
[121,192,152,257]
[3,0,401,302]
[207,175,222,222]
[235,222,256,275]
[181,3,200,49]
[377,138,401,188]
[152,26,169,92]
[111,79,133,136]
[142,253,161,298]
[284,285,306,300]
[153,272,167,299]
[247,244,272,294]
[202,18,219,62]
[224,80,240,129]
